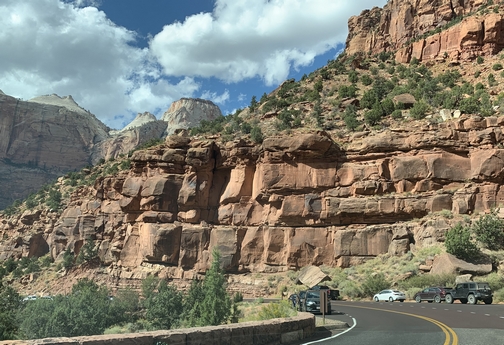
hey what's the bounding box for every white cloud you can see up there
[0,0,387,130]
[200,89,230,105]
[151,0,387,86]
[0,0,199,129]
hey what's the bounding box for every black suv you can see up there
[300,290,332,314]
[444,282,493,304]
[413,287,450,303]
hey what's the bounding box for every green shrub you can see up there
[119,159,131,170]
[338,280,361,299]
[0,284,21,340]
[38,255,53,268]
[257,300,296,320]
[409,101,429,119]
[475,272,504,292]
[250,126,264,143]
[3,258,17,273]
[488,73,497,86]
[249,95,258,112]
[445,223,480,261]
[75,239,98,265]
[364,109,383,126]
[477,56,484,64]
[348,71,359,83]
[391,109,403,119]
[381,98,395,115]
[338,84,357,98]
[62,248,74,269]
[360,89,378,109]
[19,279,117,339]
[472,214,504,250]
[143,280,183,330]
[459,96,480,114]
[344,106,360,131]
[492,63,503,71]
[397,273,456,291]
[361,273,390,298]
[361,74,373,86]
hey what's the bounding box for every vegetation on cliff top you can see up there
[190,48,504,146]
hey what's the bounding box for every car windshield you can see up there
[306,292,320,298]
[477,283,491,290]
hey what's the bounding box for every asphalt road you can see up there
[299,300,504,345]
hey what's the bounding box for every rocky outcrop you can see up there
[346,0,502,63]
[3,114,504,291]
[0,93,221,209]
[162,98,222,135]
[116,112,158,133]
[0,93,110,209]
[430,253,493,275]
[96,120,168,163]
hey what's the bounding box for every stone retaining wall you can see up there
[1,313,315,345]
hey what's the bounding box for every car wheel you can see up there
[374,296,379,302]
[415,295,421,303]
[434,295,441,303]
[468,294,477,305]
[445,294,453,304]
[399,299,405,302]
[460,299,467,304]
[388,297,393,302]
[484,298,493,304]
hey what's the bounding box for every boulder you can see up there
[430,253,492,276]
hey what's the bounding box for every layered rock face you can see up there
[346,0,502,62]
[0,93,110,208]
[2,114,504,285]
[162,98,222,135]
[0,94,220,209]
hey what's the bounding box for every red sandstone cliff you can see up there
[2,113,504,294]
[345,0,504,63]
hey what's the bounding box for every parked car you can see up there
[300,290,332,314]
[444,282,493,304]
[22,295,37,302]
[329,289,340,300]
[414,287,450,303]
[309,285,340,300]
[373,289,406,302]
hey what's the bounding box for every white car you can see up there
[373,289,406,302]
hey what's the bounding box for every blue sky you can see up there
[0,0,386,129]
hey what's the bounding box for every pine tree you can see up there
[199,250,231,326]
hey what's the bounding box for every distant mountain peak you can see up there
[119,112,158,132]
[28,94,89,115]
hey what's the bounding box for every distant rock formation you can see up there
[28,94,91,116]
[0,92,221,209]
[0,92,110,208]
[345,0,502,63]
[162,98,222,135]
[117,112,157,133]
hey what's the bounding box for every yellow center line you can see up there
[334,303,458,345]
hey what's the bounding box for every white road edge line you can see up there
[301,317,357,345]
